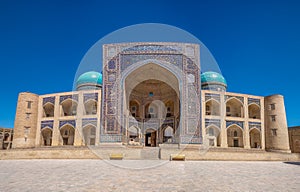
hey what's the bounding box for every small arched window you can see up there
[206,105,210,111]
[226,106,231,112]
[233,130,238,137]
[209,128,214,136]
[64,130,68,136]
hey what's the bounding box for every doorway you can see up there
[145,131,156,147]
[233,139,239,147]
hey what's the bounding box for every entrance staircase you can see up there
[140,147,160,160]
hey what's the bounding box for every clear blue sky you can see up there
[0,0,299,128]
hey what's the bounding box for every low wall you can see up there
[1,146,300,161]
[161,148,300,161]
[0,147,99,160]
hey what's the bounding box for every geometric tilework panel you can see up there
[205,119,221,129]
[205,93,221,102]
[248,98,260,106]
[120,54,183,71]
[143,119,160,131]
[225,95,244,104]
[41,120,54,129]
[59,94,78,104]
[162,118,174,129]
[123,45,180,53]
[43,97,55,106]
[82,118,97,127]
[226,121,244,129]
[128,118,142,129]
[249,122,261,131]
[59,120,76,128]
[83,93,98,103]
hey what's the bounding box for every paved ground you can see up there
[0,160,299,192]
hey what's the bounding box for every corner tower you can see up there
[264,94,290,152]
[13,92,39,148]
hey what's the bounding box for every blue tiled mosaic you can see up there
[225,95,244,104]
[83,93,98,103]
[226,121,244,129]
[59,120,76,128]
[59,94,78,103]
[108,60,116,69]
[144,119,160,130]
[123,45,181,53]
[249,122,261,131]
[205,93,221,102]
[43,97,55,105]
[128,117,141,128]
[120,54,183,71]
[82,118,97,127]
[205,119,221,129]
[248,98,260,106]
[41,120,54,129]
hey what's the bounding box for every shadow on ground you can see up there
[283,161,300,166]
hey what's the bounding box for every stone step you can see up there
[140,147,160,160]
[207,147,265,153]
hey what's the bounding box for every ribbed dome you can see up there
[201,71,227,85]
[76,71,102,91]
[201,71,227,92]
[76,71,102,86]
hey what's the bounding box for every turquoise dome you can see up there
[201,71,227,85]
[76,71,102,86]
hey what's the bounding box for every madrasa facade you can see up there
[12,42,291,153]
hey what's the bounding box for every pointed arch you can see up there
[206,124,221,134]
[128,125,140,145]
[129,99,140,118]
[249,127,261,133]
[227,124,244,147]
[84,99,97,115]
[145,102,159,119]
[248,103,261,119]
[162,126,174,143]
[164,100,174,118]
[226,97,244,105]
[205,98,220,116]
[206,125,221,147]
[41,128,52,146]
[227,124,244,131]
[43,102,54,117]
[60,98,78,105]
[128,126,139,136]
[60,124,75,145]
[206,98,221,104]
[83,124,96,145]
[249,128,261,148]
[226,97,244,118]
[60,99,78,116]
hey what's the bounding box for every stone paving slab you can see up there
[0,160,299,191]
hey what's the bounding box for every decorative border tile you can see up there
[226,121,244,129]
[41,120,54,129]
[59,120,76,128]
[43,97,55,105]
[59,94,78,103]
